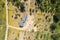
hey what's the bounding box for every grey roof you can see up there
[22,14,27,22]
[19,14,27,27]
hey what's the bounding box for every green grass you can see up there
[0,0,6,40]
[54,1,60,40]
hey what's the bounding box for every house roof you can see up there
[19,14,27,27]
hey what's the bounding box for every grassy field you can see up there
[8,3,22,27]
[0,0,6,40]
[7,28,20,40]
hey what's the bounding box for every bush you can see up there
[51,33,60,40]
[50,23,56,31]
[53,15,59,23]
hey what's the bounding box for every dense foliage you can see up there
[8,0,25,12]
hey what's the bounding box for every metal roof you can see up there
[19,14,27,27]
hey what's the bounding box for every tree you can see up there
[53,15,59,23]
[51,33,60,40]
[50,23,56,31]
[2,2,5,8]
[50,0,56,4]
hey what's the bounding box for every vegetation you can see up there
[50,0,56,4]
[35,0,56,13]
[51,0,60,40]
[51,33,60,40]
[53,15,59,23]
[50,23,56,31]
[35,0,60,40]
[7,0,60,40]
[8,0,25,12]
[0,0,6,40]
[34,31,51,40]
[36,0,41,4]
